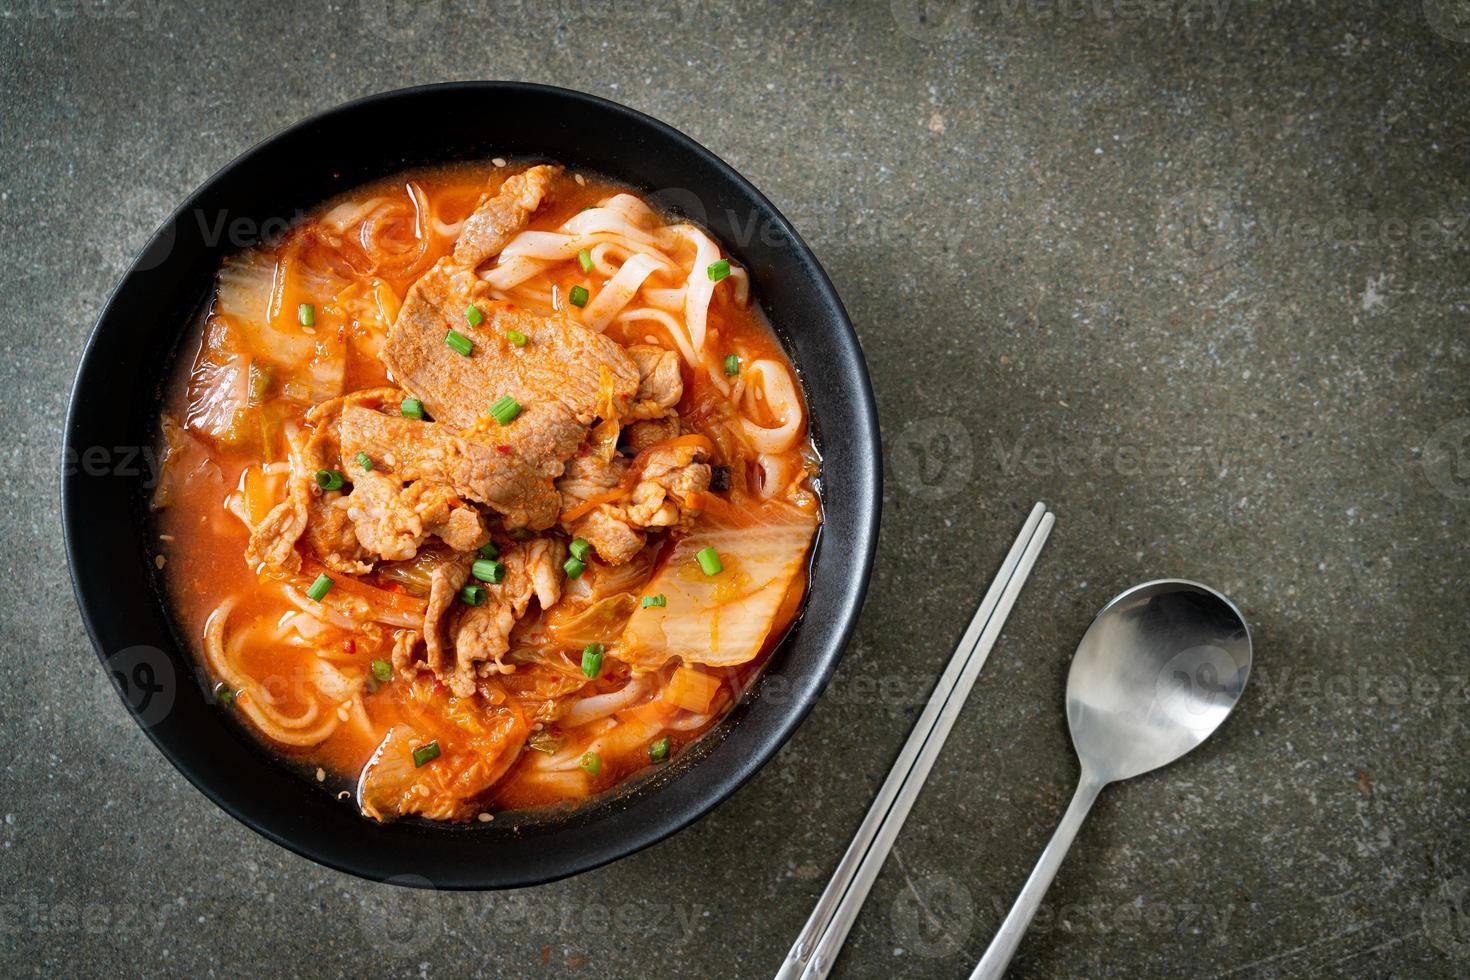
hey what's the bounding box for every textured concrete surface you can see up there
[4,1,1469,977]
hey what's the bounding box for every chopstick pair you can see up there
[774,502,1056,980]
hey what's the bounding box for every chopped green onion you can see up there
[707,259,731,282]
[412,741,441,767]
[478,540,500,559]
[473,558,506,584]
[306,573,334,601]
[641,594,667,609]
[577,248,593,273]
[315,469,345,491]
[568,537,591,561]
[465,304,483,327]
[354,451,373,471]
[445,329,473,356]
[579,751,601,775]
[563,557,586,579]
[724,354,740,376]
[649,737,670,762]
[401,398,424,420]
[696,546,723,576]
[568,285,589,308]
[215,684,236,708]
[488,395,521,426]
[505,328,528,347]
[581,643,605,678]
[459,583,487,606]
[371,659,392,683]
[298,303,315,326]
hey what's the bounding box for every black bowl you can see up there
[62,82,880,889]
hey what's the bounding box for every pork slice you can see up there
[383,297,640,430]
[337,404,576,530]
[447,539,567,696]
[557,446,711,564]
[247,475,309,571]
[452,164,561,267]
[570,507,646,566]
[344,470,425,562]
[627,344,683,419]
[381,168,637,429]
[305,495,372,574]
[246,387,399,572]
[556,455,645,564]
[424,555,473,681]
[623,444,711,532]
[622,416,681,454]
[391,629,423,674]
[246,423,326,572]
[424,500,485,553]
[522,537,567,610]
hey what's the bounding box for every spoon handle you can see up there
[970,773,1106,980]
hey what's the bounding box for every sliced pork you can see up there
[557,441,711,565]
[446,539,567,695]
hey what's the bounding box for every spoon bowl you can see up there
[1067,580,1251,783]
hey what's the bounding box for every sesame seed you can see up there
[492,157,507,167]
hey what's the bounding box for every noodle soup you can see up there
[153,163,821,821]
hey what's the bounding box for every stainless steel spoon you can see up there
[971,579,1252,979]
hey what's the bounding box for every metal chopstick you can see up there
[774,502,1055,980]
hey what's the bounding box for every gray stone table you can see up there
[2,0,1467,976]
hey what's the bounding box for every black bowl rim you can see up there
[62,81,881,888]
